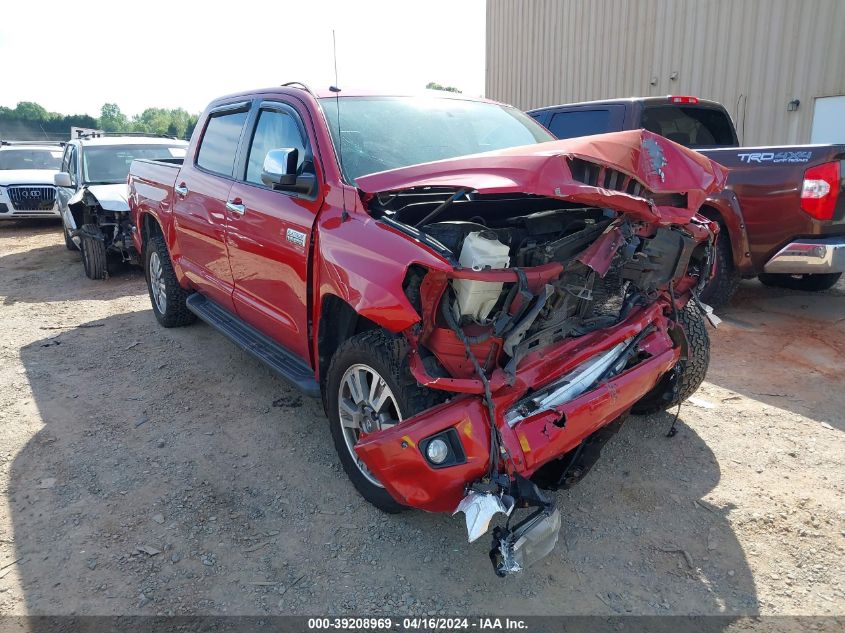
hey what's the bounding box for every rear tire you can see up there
[758,272,841,292]
[145,235,196,328]
[698,223,740,309]
[326,330,443,513]
[80,224,107,280]
[632,302,710,415]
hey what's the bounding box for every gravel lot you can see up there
[0,221,843,617]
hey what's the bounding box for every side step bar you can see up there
[186,293,320,398]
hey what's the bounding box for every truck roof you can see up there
[0,141,65,150]
[528,95,726,114]
[72,136,188,147]
[207,85,502,106]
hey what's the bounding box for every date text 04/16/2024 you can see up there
[306,617,528,630]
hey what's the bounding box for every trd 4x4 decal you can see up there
[737,151,812,164]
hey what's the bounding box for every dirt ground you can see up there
[0,221,843,617]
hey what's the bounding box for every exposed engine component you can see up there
[452,230,510,321]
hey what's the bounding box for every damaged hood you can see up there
[0,169,58,186]
[71,184,130,212]
[356,129,728,223]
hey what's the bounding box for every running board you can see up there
[186,294,320,398]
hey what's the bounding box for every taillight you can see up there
[669,95,699,104]
[801,161,840,221]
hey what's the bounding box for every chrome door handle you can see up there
[226,200,246,215]
[174,183,188,197]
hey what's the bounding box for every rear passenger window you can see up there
[196,109,249,177]
[245,109,307,186]
[548,110,612,139]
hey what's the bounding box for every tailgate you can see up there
[699,145,845,269]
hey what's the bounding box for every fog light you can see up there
[426,438,450,464]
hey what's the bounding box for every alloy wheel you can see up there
[337,363,402,487]
[149,251,167,314]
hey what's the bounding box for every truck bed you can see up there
[127,158,184,252]
[700,145,845,269]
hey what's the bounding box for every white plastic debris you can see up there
[453,491,514,543]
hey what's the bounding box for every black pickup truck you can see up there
[529,96,845,306]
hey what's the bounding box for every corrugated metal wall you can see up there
[486,0,845,145]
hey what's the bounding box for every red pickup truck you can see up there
[128,86,725,575]
[529,96,845,305]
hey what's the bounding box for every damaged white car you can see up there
[55,133,187,279]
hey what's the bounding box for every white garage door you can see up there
[811,96,845,143]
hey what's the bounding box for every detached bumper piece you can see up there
[491,507,561,576]
[763,237,845,274]
[471,475,562,577]
[454,474,562,576]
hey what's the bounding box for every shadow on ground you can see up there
[0,227,143,306]
[8,307,758,617]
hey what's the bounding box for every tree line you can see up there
[0,102,199,141]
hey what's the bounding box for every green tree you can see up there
[14,101,51,121]
[131,107,195,138]
[426,82,461,93]
[99,103,129,132]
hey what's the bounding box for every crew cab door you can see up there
[56,144,80,231]
[225,100,321,361]
[172,102,250,312]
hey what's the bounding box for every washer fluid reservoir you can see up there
[452,230,510,321]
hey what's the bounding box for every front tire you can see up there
[326,330,442,513]
[63,222,78,252]
[80,224,107,280]
[632,302,710,415]
[758,272,841,292]
[145,235,196,328]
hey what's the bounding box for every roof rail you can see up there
[281,81,315,96]
[76,131,177,140]
[0,140,66,147]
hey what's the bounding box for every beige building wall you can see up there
[486,0,845,146]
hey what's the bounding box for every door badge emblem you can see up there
[286,228,306,247]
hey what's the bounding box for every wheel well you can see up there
[699,204,734,256]
[698,205,723,227]
[141,213,163,247]
[317,295,379,391]
[68,200,85,229]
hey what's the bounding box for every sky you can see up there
[0,0,486,118]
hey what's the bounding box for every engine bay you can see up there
[371,190,711,381]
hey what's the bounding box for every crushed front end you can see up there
[353,130,727,575]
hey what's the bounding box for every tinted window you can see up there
[641,106,736,148]
[0,148,63,170]
[547,110,613,139]
[245,109,307,185]
[196,109,249,176]
[66,146,78,185]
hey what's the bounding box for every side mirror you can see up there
[261,148,298,188]
[261,148,317,197]
[54,172,72,187]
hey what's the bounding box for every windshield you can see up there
[641,105,737,148]
[0,148,63,170]
[82,145,187,184]
[320,96,554,183]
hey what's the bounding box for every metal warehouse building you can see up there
[485,0,845,146]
